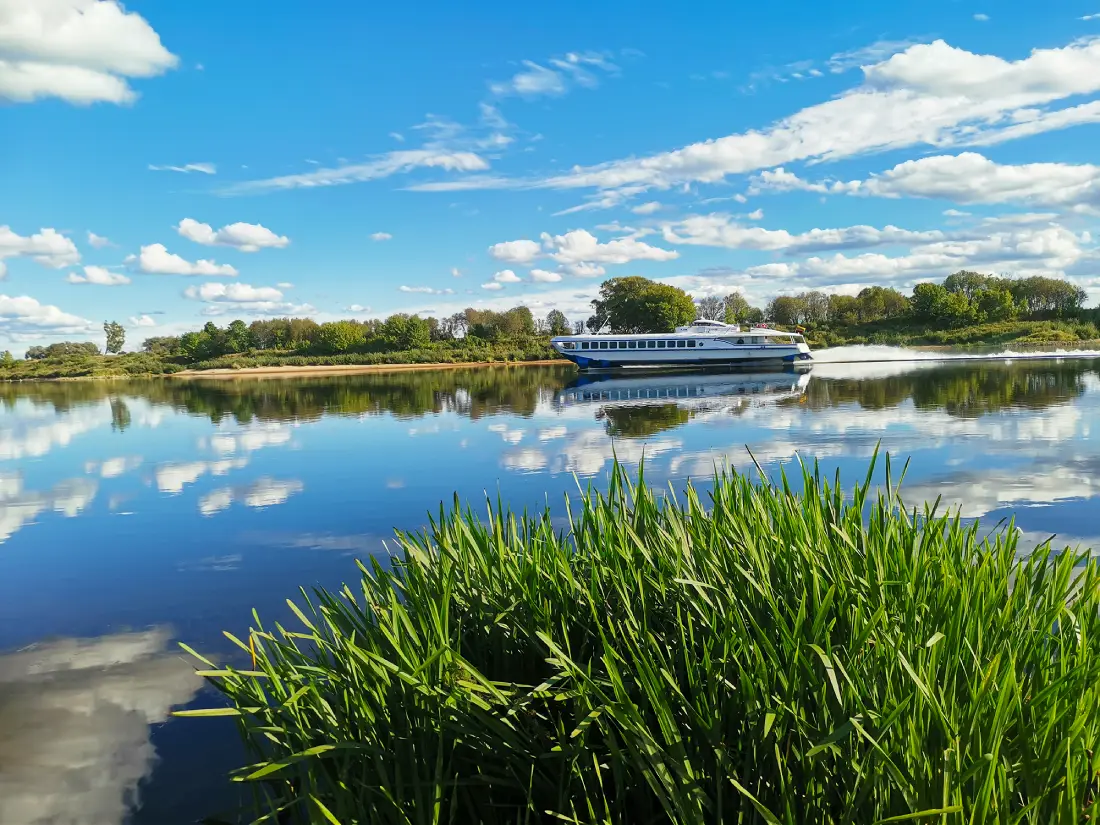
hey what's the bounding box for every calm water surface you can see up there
[2,356,1099,824]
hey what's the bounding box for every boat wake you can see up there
[813,345,1100,365]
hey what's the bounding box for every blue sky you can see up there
[3,0,1100,350]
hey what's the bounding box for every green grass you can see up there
[806,319,1100,348]
[180,456,1100,824]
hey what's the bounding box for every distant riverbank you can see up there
[171,358,566,379]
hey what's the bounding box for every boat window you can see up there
[599,341,608,350]
[648,340,656,348]
[563,342,575,350]
[676,340,686,348]
[737,337,745,345]
[687,340,696,348]
[657,340,666,348]
[794,335,804,343]
[580,341,589,350]
[628,341,636,349]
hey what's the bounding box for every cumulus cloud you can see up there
[488,238,542,264]
[225,150,490,194]
[86,231,111,249]
[460,37,1100,200]
[182,282,311,317]
[0,0,178,105]
[0,294,94,336]
[543,229,679,265]
[632,201,662,215]
[67,265,130,286]
[489,51,617,98]
[176,219,289,251]
[199,477,304,516]
[481,282,503,290]
[131,244,238,277]
[661,215,946,252]
[0,628,201,825]
[531,268,563,282]
[0,474,97,542]
[398,285,454,295]
[370,232,393,241]
[346,304,368,312]
[154,458,247,494]
[752,153,1100,213]
[129,314,156,327]
[148,162,215,174]
[0,226,81,273]
[493,269,521,283]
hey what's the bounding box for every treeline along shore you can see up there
[2,270,1099,380]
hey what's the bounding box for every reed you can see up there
[179,454,1100,823]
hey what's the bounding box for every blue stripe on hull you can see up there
[560,352,812,371]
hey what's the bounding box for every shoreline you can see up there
[170,359,568,380]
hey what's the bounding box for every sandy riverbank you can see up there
[170,359,567,379]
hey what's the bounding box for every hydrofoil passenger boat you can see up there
[551,320,812,372]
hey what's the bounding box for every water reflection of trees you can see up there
[1,360,1096,426]
[597,404,694,438]
[805,361,1097,417]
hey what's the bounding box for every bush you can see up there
[182,458,1100,823]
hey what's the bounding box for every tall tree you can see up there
[104,321,125,354]
[589,276,696,334]
[545,309,571,336]
[695,295,724,321]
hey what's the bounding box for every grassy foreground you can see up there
[180,458,1100,823]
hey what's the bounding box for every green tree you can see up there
[827,294,860,325]
[318,320,366,353]
[381,314,431,350]
[723,293,754,324]
[695,295,724,321]
[974,288,1018,323]
[25,346,47,360]
[589,276,696,334]
[226,320,251,353]
[766,295,808,326]
[142,336,181,356]
[104,321,125,354]
[0,350,14,366]
[911,282,948,321]
[545,309,570,336]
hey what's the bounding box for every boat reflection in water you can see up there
[556,368,812,437]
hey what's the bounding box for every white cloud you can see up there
[1082,13,1100,21]
[0,294,93,336]
[67,265,130,286]
[370,232,393,241]
[184,282,283,303]
[182,282,313,317]
[481,282,503,290]
[632,201,662,215]
[451,267,462,277]
[199,478,303,516]
[176,218,289,251]
[493,269,521,283]
[531,268,563,282]
[0,628,201,825]
[208,423,292,455]
[523,37,1100,198]
[398,285,454,295]
[488,238,542,264]
[0,226,81,272]
[86,231,110,248]
[747,208,764,220]
[765,153,1100,212]
[661,214,946,252]
[0,0,178,105]
[973,13,990,21]
[346,304,368,312]
[943,208,971,217]
[148,162,215,174]
[543,228,679,265]
[276,281,294,288]
[85,456,142,478]
[129,314,155,327]
[132,244,238,277]
[226,150,490,194]
[489,51,617,98]
[564,261,607,277]
[154,458,247,494]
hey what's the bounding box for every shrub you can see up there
[182,458,1100,823]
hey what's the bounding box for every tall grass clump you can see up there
[181,456,1100,823]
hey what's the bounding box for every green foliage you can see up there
[185,457,1100,823]
[316,320,366,354]
[0,351,13,366]
[380,313,432,350]
[545,309,571,336]
[141,336,181,356]
[103,320,125,354]
[589,275,697,333]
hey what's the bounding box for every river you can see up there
[2,351,1099,823]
